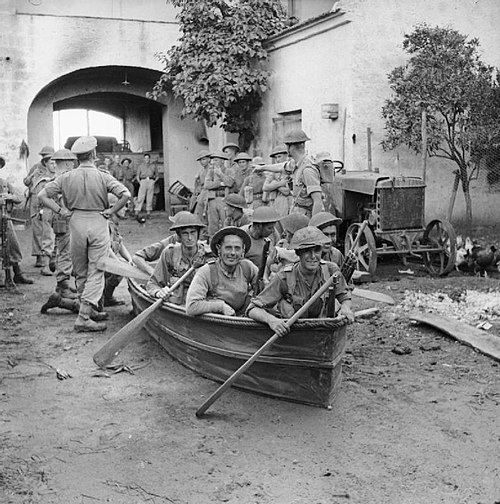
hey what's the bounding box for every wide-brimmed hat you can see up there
[196,149,211,161]
[169,211,206,231]
[289,226,330,251]
[283,129,311,145]
[279,213,309,234]
[120,157,132,165]
[309,211,342,229]
[71,136,98,154]
[233,152,252,162]
[210,226,251,256]
[250,206,280,223]
[223,193,247,209]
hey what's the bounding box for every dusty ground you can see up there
[1,215,499,504]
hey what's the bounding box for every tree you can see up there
[382,24,500,225]
[149,0,287,150]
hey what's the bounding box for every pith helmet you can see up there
[251,156,265,166]
[210,151,229,160]
[71,136,98,154]
[250,206,280,223]
[169,211,206,231]
[289,226,330,250]
[270,144,288,157]
[224,193,247,209]
[222,142,240,152]
[283,129,310,145]
[38,146,55,158]
[196,149,211,161]
[233,152,252,162]
[210,226,251,256]
[51,148,77,161]
[309,211,343,229]
[315,151,333,163]
[279,213,309,234]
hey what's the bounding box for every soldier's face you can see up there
[178,227,198,248]
[298,246,322,273]
[225,204,236,218]
[274,153,288,163]
[237,160,249,169]
[321,225,337,246]
[199,157,210,168]
[218,235,244,267]
[260,222,276,238]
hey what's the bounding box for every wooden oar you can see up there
[97,257,150,282]
[93,266,196,368]
[195,271,341,418]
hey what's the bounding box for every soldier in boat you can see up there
[146,212,209,305]
[186,226,258,317]
[308,211,344,267]
[246,226,354,337]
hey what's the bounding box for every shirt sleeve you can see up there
[42,177,63,199]
[145,247,173,297]
[185,265,226,316]
[246,272,287,314]
[303,166,322,195]
[135,239,169,261]
[105,173,129,198]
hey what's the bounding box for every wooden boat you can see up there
[129,279,349,408]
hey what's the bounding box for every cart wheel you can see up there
[344,223,377,275]
[422,219,456,276]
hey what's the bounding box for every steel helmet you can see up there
[233,152,252,162]
[222,142,240,152]
[169,211,206,231]
[309,212,342,229]
[210,151,229,160]
[289,226,330,250]
[250,206,280,223]
[71,136,98,154]
[223,193,247,209]
[279,213,309,234]
[283,129,310,145]
[196,149,211,161]
[251,156,265,166]
[270,144,288,158]
[38,146,55,158]
[51,148,77,161]
[315,151,333,163]
[210,226,251,256]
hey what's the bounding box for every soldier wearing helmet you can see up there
[247,226,353,336]
[23,145,56,270]
[204,151,235,238]
[315,151,339,215]
[239,156,269,211]
[190,150,211,226]
[240,206,280,269]
[38,136,130,333]
[226,152,253,195]
[146,211,209,305]
[309,211,344,266]
[186,226,258,317]
[222,142,240,164]
[223,193,250,228]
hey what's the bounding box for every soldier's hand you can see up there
[221,303,236,317]
[269,318,290,338]
[338,305,355,324]
[156,288,171,301]
[60,208,72,219]
[100,209,112,219]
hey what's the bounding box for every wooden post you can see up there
[421,109,427,184]
[367,127,372,171]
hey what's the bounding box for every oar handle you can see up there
[195,271,340,417]
[158,266,196,298]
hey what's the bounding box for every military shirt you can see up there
[186,259,258,316]
[292,155,322,209]
[43,162,129,211]
[247,261,350,319]
[137,162,157,180]
[134,234,178,262]
[241,224,279,269]
[224,213,250,228]
[204,166,234,197]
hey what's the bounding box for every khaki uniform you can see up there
[0,178,22,263]
[186,259,258,316]
[146,242,207,305]
[205,167,234,238]
[240,224,280,269]
[192,166,209,224]
[247,261,350,319]
[134,234,177,263]
[290,156,323,218]
[224,213,250,228]
[135,162,157,213]
[43,162,128,306]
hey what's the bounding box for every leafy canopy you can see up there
[149,0,287,140]
[382,24,500,172]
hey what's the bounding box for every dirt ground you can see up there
[1,215,499,504]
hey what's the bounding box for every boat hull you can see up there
[129,279,348,408]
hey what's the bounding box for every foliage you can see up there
[381,24,500,224]
[149,0,287,147]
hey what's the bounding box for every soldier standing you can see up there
[191,150,211,225]
[134,153,158,220]
[23,146,55,268]
[227,152,252,195]
[37,136,130,332]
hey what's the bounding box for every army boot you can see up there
[55,280,77,299]
[12,263,34,284]
[74,302,107,332]
[103,282,125,306]
[40,256,53,276]
[41,293,62,313]
[59,297,80,314]
[90,307,109,322]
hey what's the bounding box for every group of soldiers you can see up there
[1,128,353,336]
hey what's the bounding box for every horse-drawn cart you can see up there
[331,171,456,276]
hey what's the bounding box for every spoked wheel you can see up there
[422,219,456,276]
[344,223,377,275]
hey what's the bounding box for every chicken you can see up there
[454,235,469,271]
[467,244,497,277]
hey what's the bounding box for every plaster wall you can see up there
[259,0,500,224]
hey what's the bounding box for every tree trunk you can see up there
[459,163,473,228]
